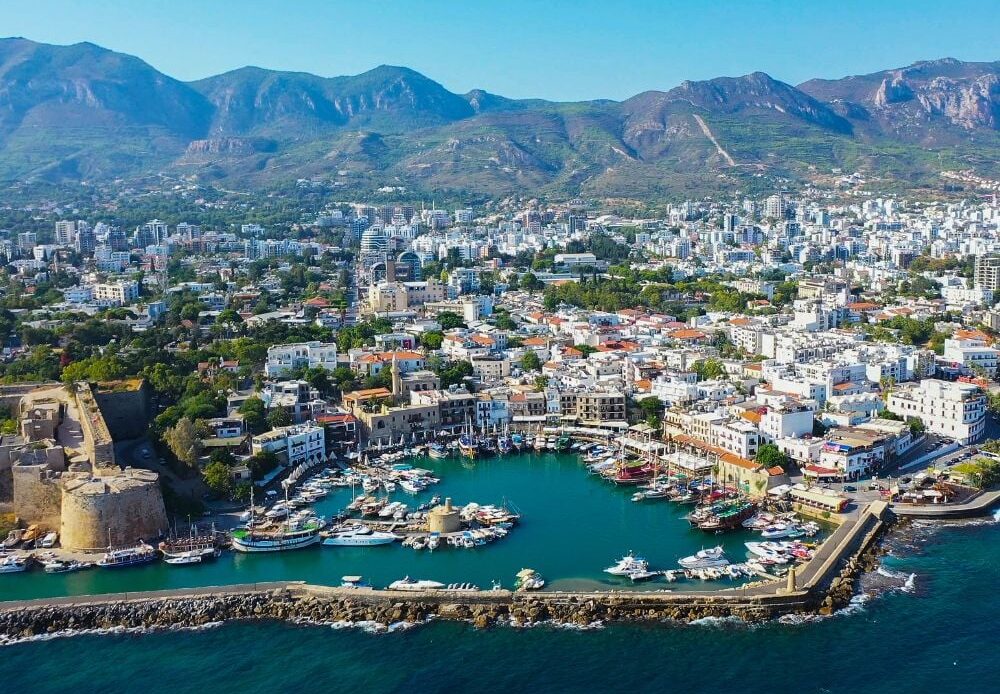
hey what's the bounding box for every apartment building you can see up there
[886,379,986,444]
[264,341,339,377]
[251,423,326,466]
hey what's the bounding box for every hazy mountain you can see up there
[0,37,997,198]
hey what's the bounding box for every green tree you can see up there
[521,350,542,372]
[267,407,292,429]
[534,375,550,392]
[165,417,203,467]
[756,443,790,469]
[239,397,267,434]
[202,461,232,499]
[693,357,726,381]
[436,311,466,330]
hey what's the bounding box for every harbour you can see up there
[1,450,842,602]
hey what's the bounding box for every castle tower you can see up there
[391,353,402,399]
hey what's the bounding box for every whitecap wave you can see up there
[0,620,224,648]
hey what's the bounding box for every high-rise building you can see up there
[975,255,1000,292]
[55,220,79,245]
[75,224,96,255]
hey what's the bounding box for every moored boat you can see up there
[97,543,158,569]
[678,546,730,569]
[322,525,399,547]
[387,577,446,591]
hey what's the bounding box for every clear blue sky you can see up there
[5,0,999,100]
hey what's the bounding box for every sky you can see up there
[4,0,999,101]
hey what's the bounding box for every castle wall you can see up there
[60,470,168,550]
[11,465,62,530]
[94,380,151,441]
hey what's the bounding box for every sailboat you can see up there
[497,423,512,455]
[459,416,478,459]
[231,486,321,553]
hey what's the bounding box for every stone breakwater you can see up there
[0,503,892,639]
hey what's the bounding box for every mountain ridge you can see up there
[1,37,998,197]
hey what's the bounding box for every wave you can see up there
[0,620,224,648]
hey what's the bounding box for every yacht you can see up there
[0,555,30,573]
[760,523,803,539]
[322,526,399,547]
[428,442,449,460]
[677,546,730,569]
[232,521,321,552]
[604,552,649,576]
[97,543,159,569]
[387,577,446,591]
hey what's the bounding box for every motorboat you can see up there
[514,568,545,591]
[0,555,30,573]
[627,569,659,582]
[760,523,802,539]
[428,443,449,460]
[322,526,399,546]
[41,558,91,573]
[604,552,649,576]
[387,577,446,591]
[677,546,730,569]
[163,551,204,566]
[39,531,58,548]
[3,528,23,549]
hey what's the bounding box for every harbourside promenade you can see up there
[891,490,1000,518]
[0,502,890,633]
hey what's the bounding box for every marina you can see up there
[0,450,833,601]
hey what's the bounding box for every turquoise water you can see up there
[2,452,789,600]
[2,518,997,693]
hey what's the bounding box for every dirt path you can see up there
[693,114,736,166]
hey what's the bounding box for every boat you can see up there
[163,551,204,566]
[458,433,478,459]
[231,487,322,552]
[0,555,30,573]
[387,577,446,591]
[760,523,803,539]
[39,531,58,548]
[159,530,219,560]
[555,434,572,451]
[340,575,369,589]
[497,436,512,455]
[511,433,524,450]
[428,443,449,460]
[97,543,159,569]
[322,525,399,546]
[41,558,91,573]
[627,569,659,582]
[426,532,441,551]
[2,529,23,549]
[604,552,649,576]
[678,546,730,569]
[695,500,758,533]
[744,542,791,563]
[514,568,545,591]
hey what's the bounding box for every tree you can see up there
[521,272,543,291]
[239,397,267,434]
[693,357,726,382]
[494,314,516,331]
[420,331,444,350]
[756,443,789,470]
[249,450,280,481]
[637,396,664,419]
[267,407,292,429]
[534,375,549,392]
[521,350,542,372]
[165,417,203,467]
[436,311,466,330]
[202,461,232,499]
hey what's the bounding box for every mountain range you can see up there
[1,37,998,200]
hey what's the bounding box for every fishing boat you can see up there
[511,433,524,450]
[533,435,546,451]
[497,435,512,455]
[694,500,758,533]
[604,552,649,576]
[387,577,446,591]
[678,546,730,569]
[555,433,572,451]
[322,525,399,546]
[0,555,30,573]
[97,543,158,569]
[514,568,545,591]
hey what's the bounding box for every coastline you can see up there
[0,501,890,640]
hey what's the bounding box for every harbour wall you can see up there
[0,502,890,635]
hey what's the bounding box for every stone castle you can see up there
[0,381,167,550]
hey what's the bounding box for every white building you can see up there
[943,338,1000,377]
[265,341,339,378]
[886,379,986,445]
[251,423,326,466]
[92,280,140,307]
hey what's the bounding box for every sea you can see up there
[3,454,1000,693]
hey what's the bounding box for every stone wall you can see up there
[94,380,151,441]
[72,383,115,469]
[10,465,62,530]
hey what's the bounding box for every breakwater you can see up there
[0,502,890,638]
